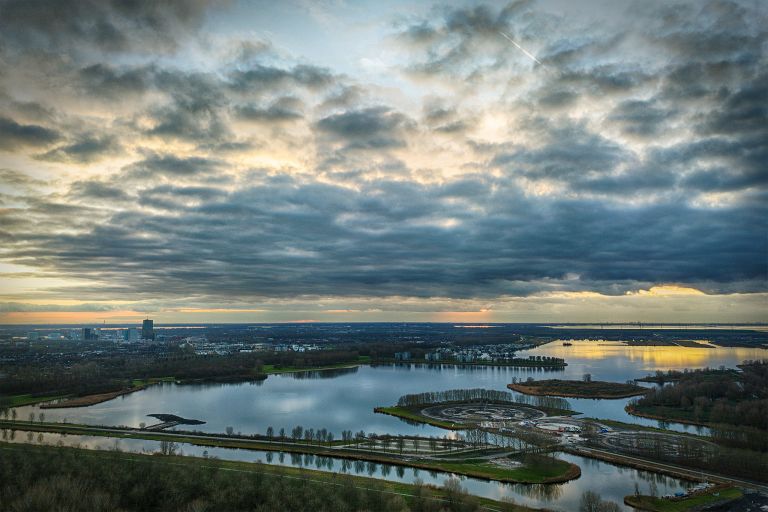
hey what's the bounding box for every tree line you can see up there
[0,349,362,402]
[632,360,768,433]
[396,388,572,411]
[0,443,495,512]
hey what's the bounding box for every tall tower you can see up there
[141,319,154,340]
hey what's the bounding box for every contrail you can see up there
[498,31,542,65]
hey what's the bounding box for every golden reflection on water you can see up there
[534,340,766,371]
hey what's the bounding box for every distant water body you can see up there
[15,340,766,437]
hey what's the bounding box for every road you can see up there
[567,445,768,494]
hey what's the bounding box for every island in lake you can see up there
[508,379,648,399]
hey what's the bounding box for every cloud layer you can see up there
[0,0,765,322]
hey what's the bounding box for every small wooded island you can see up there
[508,379,648,399]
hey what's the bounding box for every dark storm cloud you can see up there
[4,175,765,301]
[571,166,677,194]
[0,0,221,55]
[145,71,230,143]
[37,135,121,163]
[0,0,766,308]
[124,154,221,180]
[0,302,117,312]
[316,107,415,149]
[607,99,675,137]
[396,2,541,78]
[77,63,153,98]
[0,116,59,150]
[236,97,304,123]
[0,169,46,188]
[228,64,334,92]
[69,180,130,201]
[492,121,631,180]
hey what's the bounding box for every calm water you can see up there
[2,429,690,512]
[17,340,766,437]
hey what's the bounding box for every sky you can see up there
[0,0,766,324]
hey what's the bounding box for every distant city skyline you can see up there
[0,0,765,324]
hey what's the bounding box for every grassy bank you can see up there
[624,486,742,511]
[375,406,461,429]
[437,455,580,484]
[40,377,177,409]
[585,418,709,439]
[0,420,580,484]
[508,380,648,399]
[625,404,711,428]
[261,358,366,375]
[6,393,71,407]
[0,442,535,512]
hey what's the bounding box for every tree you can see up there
[266,426,274,440]
[225,426,234,436]
[583,373,592,383]
[159,440,178,455]
[580,490,621,512]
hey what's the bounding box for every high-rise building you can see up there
[124,328,140,342]
[82,327,98,341]
[141,319,154,340]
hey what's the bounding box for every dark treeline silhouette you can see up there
[0,444,493,512]
[632,360,768,434]
[396,388,572,411]
[587,430,768,482]
[0,350,361,401]
[398,389,516,406]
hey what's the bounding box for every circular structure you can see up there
[421,402,546,424]
[535,419,583,433]
[598,431,717,458]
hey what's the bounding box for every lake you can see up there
[15,340,766,438]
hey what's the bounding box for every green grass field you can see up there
[0,419,580,484]
[624,487,742,511]
[0,441,534,512]
[6,393,71,407]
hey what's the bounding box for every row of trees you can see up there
[397,388,518,407]
[632,360,768,432]
[0,443,492,511]
[0,349,363,400]
[396,387,572,412]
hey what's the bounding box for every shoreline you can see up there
[508,381,648,399]
[0,442,541,512]
[0,419,580,485]
[624,404,711,428]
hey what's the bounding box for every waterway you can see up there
[1,429,691,512]
[15,340,765,438]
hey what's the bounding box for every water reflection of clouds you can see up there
[274,395,317,414]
